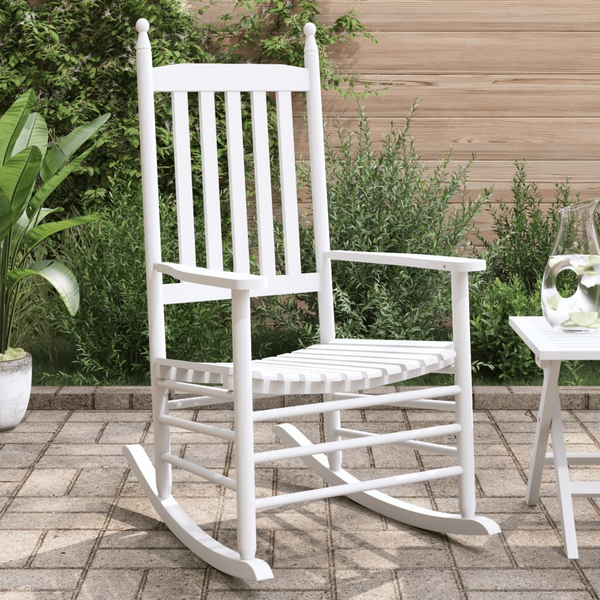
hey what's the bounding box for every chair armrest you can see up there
[155,262,268,290]
[325,251,486,273]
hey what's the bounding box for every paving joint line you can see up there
[0,410,73,519]
[135,568,150,600]
[24,530,48,568]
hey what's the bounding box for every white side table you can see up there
[509,316,600,559]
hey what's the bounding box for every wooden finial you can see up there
[303,23,317,53]
[136,18,150,50]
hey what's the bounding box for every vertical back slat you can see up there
[251,92,276,277]
[276,91,302,275]
[198,92,223,271]
[172,92,196,266]
[225,92,250,274]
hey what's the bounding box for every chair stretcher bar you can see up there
[158,414,235,441]
[255,465,463,510]
[157,379,234,400]
[335,427,458,457]
[253,423,461,465]
[252,385,461,422]
[161,452,237,491]
[167,395,233,410]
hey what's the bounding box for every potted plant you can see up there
[0,90,108,430]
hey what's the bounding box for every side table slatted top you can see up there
[509,316,600,361]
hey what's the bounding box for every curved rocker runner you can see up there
[125,18,500,581]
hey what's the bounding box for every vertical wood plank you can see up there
[198,92,223,271]
[251,92,276,277]
[172,92,196,266]
[276,91,302,276]
[225,91,250,274]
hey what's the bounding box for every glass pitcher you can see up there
[541,198,600,331]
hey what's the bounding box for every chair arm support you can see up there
[155,262,268,290]
[325,250,486,273]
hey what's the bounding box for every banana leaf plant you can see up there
[0,90,109,355]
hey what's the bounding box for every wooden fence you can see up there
[192,0,600,239]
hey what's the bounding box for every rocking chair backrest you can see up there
[136,20,335,342]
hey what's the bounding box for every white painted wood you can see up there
[570,482,600,497]
[544,452,600,466]
[133,21,498,581]
[232,289,256,561]
[335,427,459,456]
[136,20,171,500]
[253,385,461,422]
[225,92,250,274]
[162,272,320,304]
[153,63,310,93]
[326,250,487,272]
[525,361,561,505]
[550,401,579,559]
[304,25,335,343]
[161,452,237,490]
[256,464,463,510]
[158,415,235,441]
[198,92,223,271]
[172,92,196,266]
[273,424,501,535]
[254,423,461,465]
[167,396,232,410]
[510,316,600,361]
[156,379,234,400]
[155,262,267,290]
[276,91,301,275]
[123,444,273,580]
[251,92,276,276]
[452,271,476,519]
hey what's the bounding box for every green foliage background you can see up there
[0,0,587,386]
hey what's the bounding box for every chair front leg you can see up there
[232,289,257,560]
[324,394,342,471]
[451,271,476,519]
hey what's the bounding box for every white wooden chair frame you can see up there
[124,19,500,581]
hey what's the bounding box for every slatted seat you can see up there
[124,18,500,583]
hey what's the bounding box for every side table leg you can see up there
[526,361,561,505]
[551,401,579,559]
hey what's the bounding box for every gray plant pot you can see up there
[0,353,32,431]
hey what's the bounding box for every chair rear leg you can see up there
[324,394,342,471]
[153,385,172,499]
[232,289,257,561]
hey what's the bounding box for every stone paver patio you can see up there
[2,407,600,599]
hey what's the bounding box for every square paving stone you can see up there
[140,569,206,600]
[79,568,144,600]
[334,569,398,600]
[0,569,82,591]
[17,469,77,497]
[32,529,100,568]
[0,530,43,568]
[68,468,127,497]
[395,569,461,600]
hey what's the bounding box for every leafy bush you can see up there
[470,275,540,381]
[480,160,571,294]
[0,0,371,210]
[259,107,489,345]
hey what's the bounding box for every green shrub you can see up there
[470,275,541,381]
[480,160,572,294]
[258,107,489,345]
[0,0,371,211]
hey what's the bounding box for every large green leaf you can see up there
[0,187,12,242]
[10,207,64,254]
[0,146,42,221]
[0,90,35,167]
[23,214,100,251]
[12,112,48,159]
[41,113,110,182]
[5,260,80,315]
[28,145,95,216]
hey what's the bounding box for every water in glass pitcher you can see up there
[541,254,600,331]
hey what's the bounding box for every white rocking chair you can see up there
[124,18,500,581]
